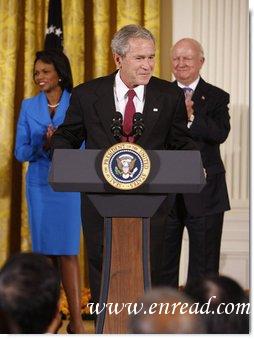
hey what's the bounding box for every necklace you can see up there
[48,102,60,108]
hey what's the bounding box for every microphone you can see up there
[132,112,144,140]
[111,111,123,141]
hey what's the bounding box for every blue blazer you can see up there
[15,90,71,185]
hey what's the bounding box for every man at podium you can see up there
[50,24,196,306]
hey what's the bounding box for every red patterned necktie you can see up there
[123,89,136,137]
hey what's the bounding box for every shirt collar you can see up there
[177,76,200,91]
[115,70,144,102]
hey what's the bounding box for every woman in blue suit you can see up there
[15,50,85,333]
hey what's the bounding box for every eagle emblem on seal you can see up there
[114,154,138,179]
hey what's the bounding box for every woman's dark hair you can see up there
[33,49,73,92]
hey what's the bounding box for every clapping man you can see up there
[162,38,230,287]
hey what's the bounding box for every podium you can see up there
[49,149,205,333]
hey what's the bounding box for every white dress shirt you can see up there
[114,71,145,117]
[177,76,200,92]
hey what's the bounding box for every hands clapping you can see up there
[185,91,194,120]
[43,125,57,150]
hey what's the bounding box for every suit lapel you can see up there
[93,75,165,144]
[138,78,163,143]
[26,92,51,126]
[94,73,117,144]
[53,90,70,126]
[192,78,208,115]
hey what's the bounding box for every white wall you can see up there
[171,0,249,289]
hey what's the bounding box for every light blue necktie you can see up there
[183,87,193,98]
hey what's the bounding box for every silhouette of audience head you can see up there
[0,306,19,334]
[0,252,60,333]
[129,287,206,334]
[184,274,249,334]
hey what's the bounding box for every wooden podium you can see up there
[49,149,205,333]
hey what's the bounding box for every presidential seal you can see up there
[102,143,151,190]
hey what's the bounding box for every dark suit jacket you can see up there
[51,73,199,289]
[174,78,231,216]
[51,72,197,219]
[52,73,196,151]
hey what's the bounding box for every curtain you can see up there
[86,0,161,78]
[0,0,163,285]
